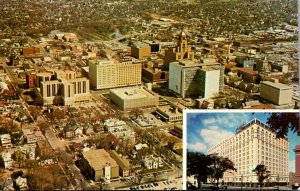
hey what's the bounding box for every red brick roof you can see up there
[237,67,258,75]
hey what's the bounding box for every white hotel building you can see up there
[208,118,289,187]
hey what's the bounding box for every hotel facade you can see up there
[208,119,289,187]
[89,59,142,90]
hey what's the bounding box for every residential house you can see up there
[0,134,12,148]
[104,118,135,143]
[105,133,121,151]
[134,143,148,151]
[36,140,54,165]
[93,123,105,133]
[142,154,162,170]
[2,177,14,191]
[1,151,13,169]
[81,149,119,181]
[83,123,94,136]
[16,144,36,160]
[63,120,82,139]
[23,129,45,144]
[15,176,29,190]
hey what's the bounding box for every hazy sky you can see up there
[186,112,300,172]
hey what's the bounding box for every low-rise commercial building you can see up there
[110,86,159,110]
[260,81,292,105]
[131,42,151,59]
[81,149,119,181]
[156,105,183,122]
[108,150,131,177]
[237,67,259,83]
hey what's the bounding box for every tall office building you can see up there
[168,60,220,98]
[208,119,289,187]
[89,59,142,90]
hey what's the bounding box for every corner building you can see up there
[208,119,289,187]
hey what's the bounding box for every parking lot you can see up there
[122,178,183,190]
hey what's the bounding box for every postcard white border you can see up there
[182,109,299,189]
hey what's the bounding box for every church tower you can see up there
[164,31,195,68]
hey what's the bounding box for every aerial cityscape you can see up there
[0,0,299,190]
[186,112,300,190]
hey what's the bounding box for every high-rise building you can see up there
[164,31,195,67]
[208,119,289,187]
[89,59,142,90]
[168,60,220,98]
[295,145,300,185]
[35,70,90,106]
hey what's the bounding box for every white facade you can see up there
[260,81,292,105]
[0,134,12,148]
[169,61,184,96]
[198,68,220,98]
[104,165,111,181]
[168,61,220,98]
[104,118,135,142]
[110,86,159,110]
[1,151,13,169]
[208,119,289,186]
[143,154,161,169]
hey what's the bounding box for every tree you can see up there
[208,154,236,188]
[187,152,211,188]
[27,106,42,120]
[252,164,270,188]
[131,108,143,119]
[38,121,50,134]
[267,113,300,138]
[33,97,44,106]
[12,150,26,168]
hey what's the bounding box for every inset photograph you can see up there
[186,111,299,190]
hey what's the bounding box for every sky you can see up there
[186,111,300,172]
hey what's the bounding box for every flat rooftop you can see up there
[90,59,114,65]
[200,67,219,72]
[83,149,118,171]
[132,42,150,48]
[110,87,156,100]
[261,81,292,90]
